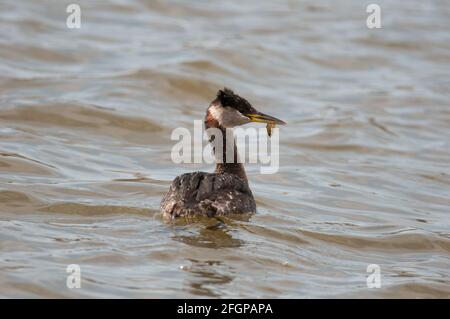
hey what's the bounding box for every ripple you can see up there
[300,230,450,253]
[0,103,163,132]
[1,0,450,299]
[39,202,154,216]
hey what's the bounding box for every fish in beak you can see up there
[245,111,286,137]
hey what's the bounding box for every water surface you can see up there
[1,0,450,298]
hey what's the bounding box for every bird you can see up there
[161,88,285,219]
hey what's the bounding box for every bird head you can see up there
[206,88,286,132]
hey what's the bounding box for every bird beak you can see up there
[245,111,286,125]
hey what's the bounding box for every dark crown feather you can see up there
[216,88,254,114]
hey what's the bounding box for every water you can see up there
[1,0,450,298]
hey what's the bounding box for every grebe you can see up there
[161,88,285,219]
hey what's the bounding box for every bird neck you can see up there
[205,116,248,182]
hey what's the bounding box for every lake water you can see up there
[0,0,449,298]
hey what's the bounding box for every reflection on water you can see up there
[172,221,243,249]
[182,259,234,298]
[1,0,450,298]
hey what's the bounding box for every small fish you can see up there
[266,123,275,137]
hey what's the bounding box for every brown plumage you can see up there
[161,88,285,219]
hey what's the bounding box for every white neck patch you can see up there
[208,104,250,128]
